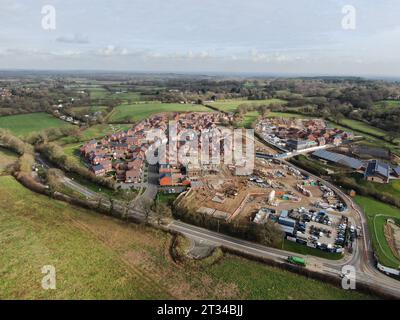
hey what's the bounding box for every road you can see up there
[169,220,400,298]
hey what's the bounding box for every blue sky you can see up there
[0,0,399,76]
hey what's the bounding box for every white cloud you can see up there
[56,34,90,44]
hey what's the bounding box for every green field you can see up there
[0,113,72,137]
[374,100,400,111]
[237,111,260,128]
[354,196,400,269]
[108,92,142,102]
[0,175,372,299]
[268,111,311,119]
[109,103,212,122]
[88,87,110,99]
[58,124,131,145]
[209,98,286,112]
[339,119,388,138]
[71,105,109,114]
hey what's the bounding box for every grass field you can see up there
[209,98,286,112]
[0,175,372,299]
[339,119,388,138]
[0,113,72,137]
[268,111,312,119]
[61,142,87,169]
[71,105,109,114]
[238,111,259,128]
[109,103,212,122]
[58,124,131,145]
[354,196,400,269]
[108,92,142,102]
[88,87,110,99]
[374,100,400,111]
[86,87,143,102]
[0,148,17,174]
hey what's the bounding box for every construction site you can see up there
[176,157,355,253]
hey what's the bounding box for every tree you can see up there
[153,202,172,225]
[141,198,153,224]
[256,221,284,247]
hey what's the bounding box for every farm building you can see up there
[364,160,390,184]
[312,150,364,170]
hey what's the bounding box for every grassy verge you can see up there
[66,172,136,201]
[0,147,17,174]
[282,240,343,260]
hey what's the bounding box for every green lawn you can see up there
[0,113,72,137]
[209,98,286,112]
[0,175,373,299]
[109,103,212,122]
[156,193,178,206]
[354,196,400,269]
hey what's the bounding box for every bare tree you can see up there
[153,202,172,225]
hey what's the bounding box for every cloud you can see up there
[96,45,129,56]
[56,34,90,44]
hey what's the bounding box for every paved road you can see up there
[169,220,400,298]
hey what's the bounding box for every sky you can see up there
[0,0,399,77]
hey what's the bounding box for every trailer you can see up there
[287,256,306,267]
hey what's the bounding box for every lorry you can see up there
[287,256,306,267]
